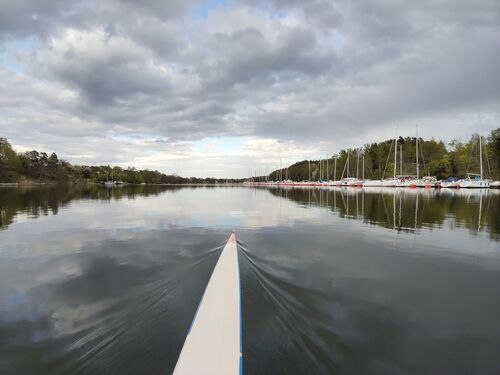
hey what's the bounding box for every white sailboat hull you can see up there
[459,180,490,188]
[363,179,383,187]
[174,232,242,375]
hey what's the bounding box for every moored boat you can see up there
[459,173,490,188]
[441,176,460,188]
[362,179,383,187]
[459,136,491,188]
[396,175,418,188]
[174,232,242,375]
[418,176,439,188]
[341,177,362,187]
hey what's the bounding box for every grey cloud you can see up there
[201,26,337,92]
[0,0,77,39]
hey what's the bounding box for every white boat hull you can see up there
[363,180,383,187]
[459,180,490,188]
[174,232,242,375]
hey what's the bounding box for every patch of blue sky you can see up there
[0,36,36,73]
[193,0,227,17]
[272,9,288,20]
[110,132,170,144]
[0,58,24,73]
[334,33,347,47]
[189,136,245,153]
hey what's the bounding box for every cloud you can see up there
[0,0,499,177]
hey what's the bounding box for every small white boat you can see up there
[491,181,500,188]
[362,179,384,187]
[396,176,418,188]
[326,180,342,186]
[382,178,398,187]
[459,173,490,188]
[418,176,439,188]
[341,177,362,187]
[361,179,397,187]
[441,177,460,188]
[174,232,242,375]
[459,136,491,188]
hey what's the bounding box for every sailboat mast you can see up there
[400,144,403,175]
[416,125,419,179]
[394,137,398,180]
[308,160,311,181]
[334,157,337,181]
[479,135,483,180]
[327,157,329,180]
[347,151,350,177]
[362,153,365,181]
[356,150,360,179]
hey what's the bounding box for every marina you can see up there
[247,133,499,189]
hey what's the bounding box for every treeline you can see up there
[267,129,500,181]
[0,138,243,184]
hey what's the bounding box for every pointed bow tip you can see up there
[229,231,236,243]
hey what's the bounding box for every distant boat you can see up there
[459,136,490,188]
[418,176,439,188]
[363,136,399,187]
[490,181,500,188]
[341,177,362,187]
[459,173,490,188]
[326,179,342,186]
[174,232,242,375]
[441,176,460,188]
[362,179,383,187]
[397,175,418,188]
[103,171,116,186]
[362,178,399,187]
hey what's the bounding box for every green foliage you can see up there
[0,137,242,184]
[428,158,451,180]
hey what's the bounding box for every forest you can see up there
[0,138,242,184]
[268,128,500,182]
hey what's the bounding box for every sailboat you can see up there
[441,176,460,188]
[104,171,116,187]
[398,125,422,188]
[328,156,343,186]
[459,135,491,188]
[363,137,398,187]
[340,151,362,187]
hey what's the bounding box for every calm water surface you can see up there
[1,185,499,374]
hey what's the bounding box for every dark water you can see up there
[0,185,499,374]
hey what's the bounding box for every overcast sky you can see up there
[0,0,499,177]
